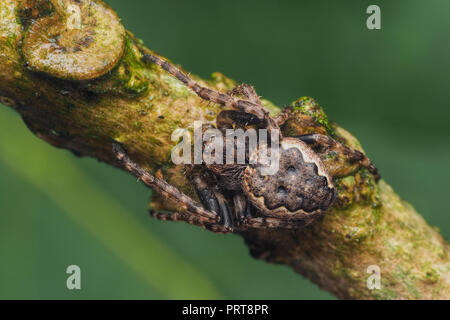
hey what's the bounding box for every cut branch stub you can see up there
[22,0,125,81]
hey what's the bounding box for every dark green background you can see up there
[0,0,449,299]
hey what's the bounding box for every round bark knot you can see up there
[243,137,336,221]
[22,0,125,81]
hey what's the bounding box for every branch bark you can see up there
[1,0,448,299]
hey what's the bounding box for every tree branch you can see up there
[1,0,448,299]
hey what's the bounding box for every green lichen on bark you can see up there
[285,96,336,138]
[0,0,448,299]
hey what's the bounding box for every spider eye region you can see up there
[242,138,336,221]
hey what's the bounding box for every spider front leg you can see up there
[112,143,232,233]
[296,133,380,181]
[233,193,253,225]
[187,167,234,229]
[228,84,261,104]
[141,52,267,120]
[215,84,266,130]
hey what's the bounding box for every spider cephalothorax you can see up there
[112,51,380,233]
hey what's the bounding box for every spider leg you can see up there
[228,84,261,104]
[189,170,234,229]
[150,210,231,234]
[245,202,254,219]
[213,190,234,229]
[296,133,380,181]
[141,52,267,120]
[233,193,248,224]
[112,143,233,232]
[239,216,313,230]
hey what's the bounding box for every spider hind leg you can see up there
[296,133,380,181]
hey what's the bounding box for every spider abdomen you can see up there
[242,138,336,223]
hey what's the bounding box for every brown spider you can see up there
[112,52,380,234]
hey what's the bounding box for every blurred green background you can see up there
[0,0,449,299]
